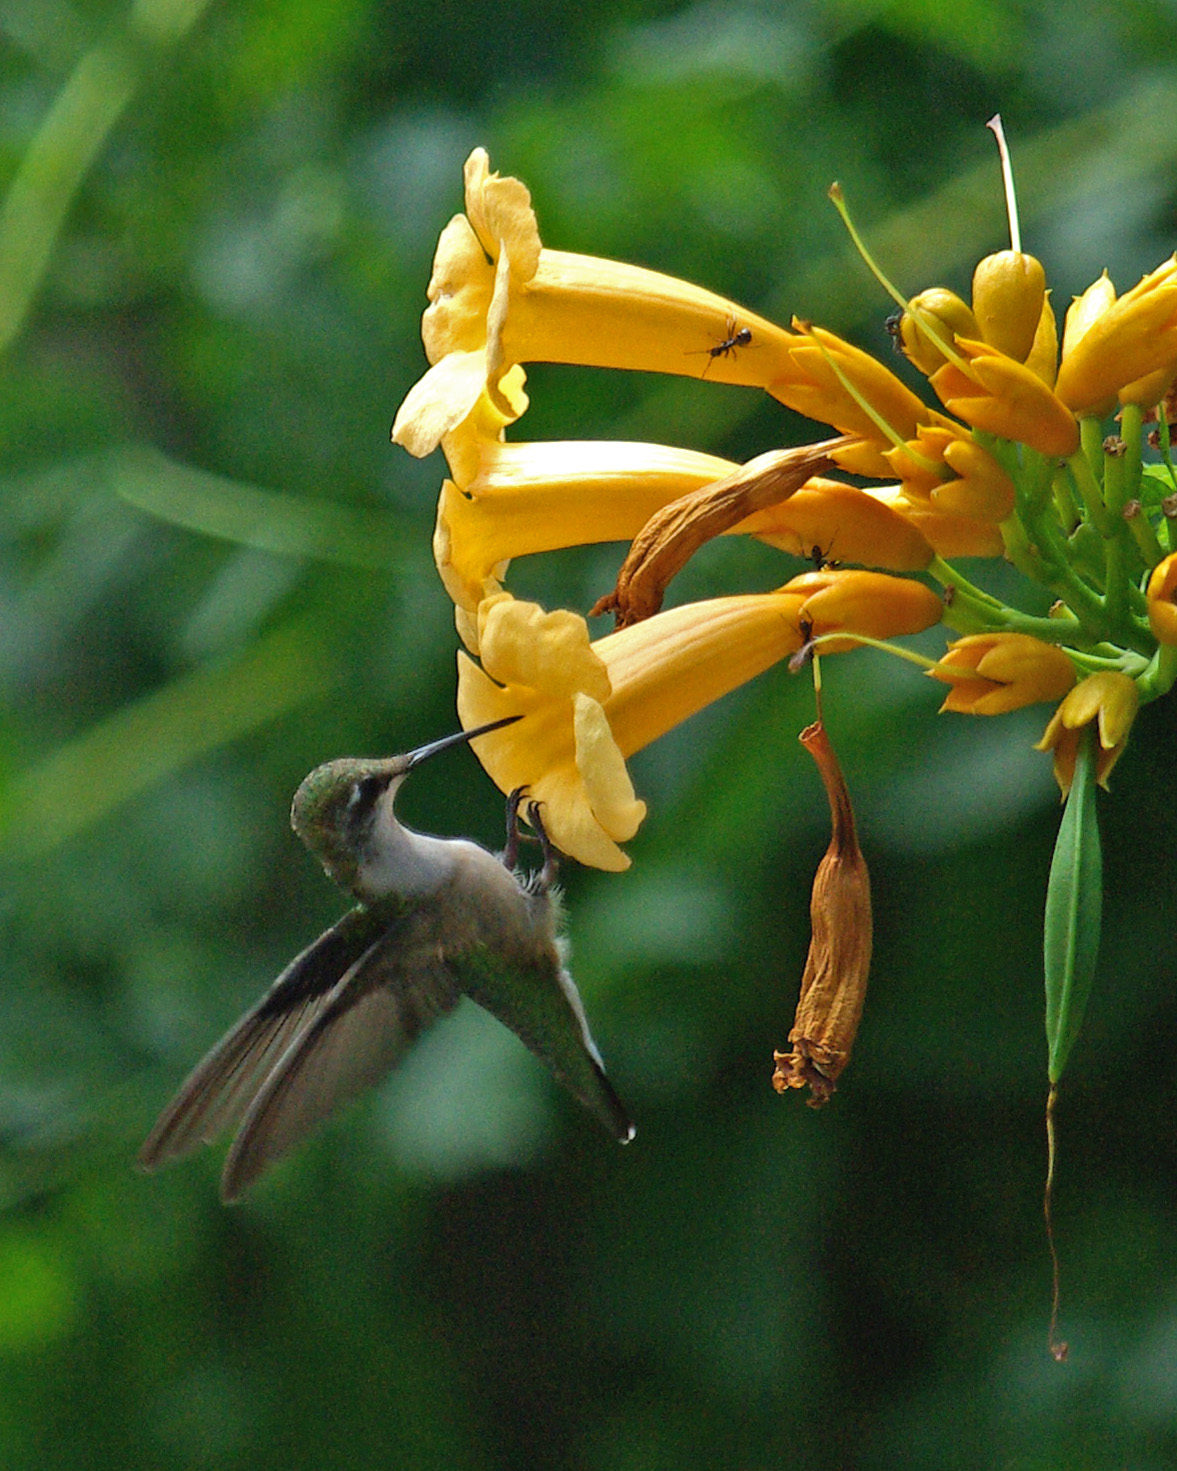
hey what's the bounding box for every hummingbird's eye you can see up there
[346,774,385,818]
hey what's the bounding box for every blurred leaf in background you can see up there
[2,0,1177,1467]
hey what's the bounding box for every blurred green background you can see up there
[3,0,1177,1465]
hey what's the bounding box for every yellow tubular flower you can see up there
[781,567,944,652]
[930,338,1080,458]
[437,370,531,487]
[435,440,738,613]
[1146,552,1177,644]
[456,592,807,870]
[392,150,803,460]
[770,323,928,447]
[971,250,1046,364]
[1054,256,1177,417]
[1036,671,1139,796]
[734,478,935,571]
[862,487,1005,558]
[930,633,1077,715]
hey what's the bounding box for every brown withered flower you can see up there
[773,720,872,1106]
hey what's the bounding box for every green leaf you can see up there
[110,445,405,571]
[0,617,336,857]
[1043,725,1103,1084]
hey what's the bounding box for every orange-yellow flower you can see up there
[769,323,927,455]
[970,250,1046,364]
[862,487,1005,558]
[1146,552,1177,645]
[930,338,1080,459]
[734,478,934,572]
[1060,272,1116,360]
[1054,257,1177,417]
[898,288,980,375]
[1036,671,1139,796]
[1024,292,1058,388]
[883,416,1016,522]
[392,148,803,460]
[782,567,944,651]
[434,440,737,613]
[930,633,1077,715]
[456,591,807,869]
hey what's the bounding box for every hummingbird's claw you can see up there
[526,799,560,890]
[504,786,531,869]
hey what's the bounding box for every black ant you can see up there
[806,541,840,571]
[688,316,753,377]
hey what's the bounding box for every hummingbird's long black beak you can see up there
[404,714,522,772]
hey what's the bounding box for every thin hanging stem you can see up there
[1045,1084,1068,1362]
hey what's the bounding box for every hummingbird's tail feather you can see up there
[138,912,380,1172]
[220,933,461,1201]
[457,948,635,1145]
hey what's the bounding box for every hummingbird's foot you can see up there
[526,799,560,890]
[504,786,531,870]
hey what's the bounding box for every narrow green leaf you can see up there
[1043,726,1103,1084]
[110,445,405,571]
[0,618,336,857]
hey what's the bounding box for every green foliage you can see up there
[3,0,1177,1467]
[1043,726,1103,1084]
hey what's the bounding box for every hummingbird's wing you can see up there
[454,947,634,1146]
[220,921,462,1202]
[138,907,386,1172]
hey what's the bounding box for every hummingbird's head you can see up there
[290,716,522,895]
[290,756,408,891]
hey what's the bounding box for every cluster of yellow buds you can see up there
[392,146,1177,1122]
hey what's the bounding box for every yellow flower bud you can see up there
[770,323,926,448]
[883,418,1015,522]
[1147,552,1177,644]
[899,288,980,375]
[1036,671,1139,797]
[1119,363,1177,412]
[930,633,1076,715]
[971,250,1047,363]
[931,338,1080,458]
[1024,291,1058,388]
[781,567,943,651]
[1055,256,1177,417]
[1061,271,1116,360]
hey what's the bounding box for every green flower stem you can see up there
[1000,512,1058,589]
[1014,498,1112,641]
[1125,503,1165,568]
[1101,438,1128,517]
[1134,641,1177,703]
[1120,403,1145,503]
[1103,530,1130,627]
[927,554,1004,610]
[804,632,942,671]
[1068,446,1114,537]
[928,555,1084,643]
[1051,467,1081,534]
[1068,646,1150,678]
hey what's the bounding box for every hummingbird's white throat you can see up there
[355,780,468,902]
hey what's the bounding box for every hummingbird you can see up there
[138,716,633,1202]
